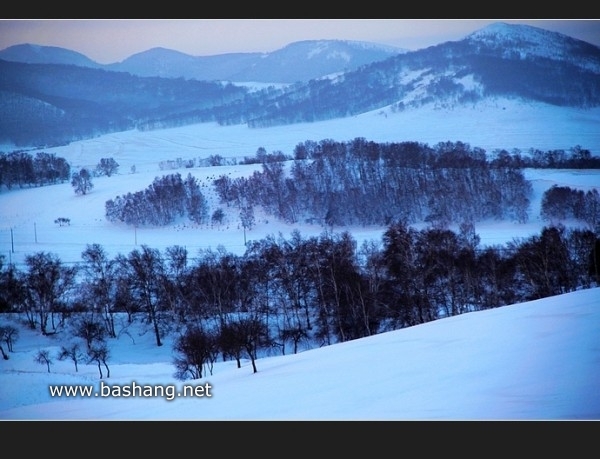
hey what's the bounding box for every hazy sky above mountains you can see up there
[1,19,599,64]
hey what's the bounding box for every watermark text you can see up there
[49,381,212,401]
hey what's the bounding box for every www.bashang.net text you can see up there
[49,381,212,402]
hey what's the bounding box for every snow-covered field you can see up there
[0,286,598,420]
[2,98,600,266]
[1,97,599,420]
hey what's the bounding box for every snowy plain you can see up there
[1,97,599,420]
[2,98,600,266]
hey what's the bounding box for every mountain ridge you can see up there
[0,39,407,83]
[1,22,599,149]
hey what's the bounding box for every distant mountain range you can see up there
[0,40,407,84]
[1,22,599,148]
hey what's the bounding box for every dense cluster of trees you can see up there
[105,173,209,226]
[243,40,600,128]
[215,139,532,227]
[1,224,598,379]
[541,185,600,228]
[0,151,70,190]
[0,152,126,194]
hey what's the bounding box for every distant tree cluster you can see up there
[0,151,70,190]
[157,154,238,171]
[214,139,532,227]
[54,217,71,226]
[0,59,250,147]
[105,173,209,226]
[238,147,292,165]
[541,185,600,228]
[490,145,600,169]
[471,53,600,108]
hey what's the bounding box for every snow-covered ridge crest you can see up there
[466,21,600,73]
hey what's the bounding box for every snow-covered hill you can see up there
[1,89,599,422]
[466,22,600,72]
[0,286,598,420]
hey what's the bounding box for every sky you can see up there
[0,19,599,64]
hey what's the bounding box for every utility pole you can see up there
[10,227,14,253]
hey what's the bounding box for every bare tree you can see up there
[0,262,27,315]
[34,349,53,372]
[80,243,117,338]
[240,205,255,246]
[211,208,225,227]
[173,326,218,380]
[96,157,120,177]
[0,325,19,352]
[87,341,110,379]
[219,318,269,374]
[71,168,94,195]
[23,252,78,335]
[71,316,106,350]
[125,245,168,346]
[0,343,8,360]
[57,341,85,372]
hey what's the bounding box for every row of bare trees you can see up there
[1,224,599,379]
[0,151,71,190]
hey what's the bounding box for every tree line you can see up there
[1,224,598,379]
[0,151,122,193]
[0,151,70,190]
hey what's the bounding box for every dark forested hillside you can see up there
[0,60,250,147]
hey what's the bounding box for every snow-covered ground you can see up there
[0,287,598,420]
[2,98,599,266]
[1,97,599,420]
